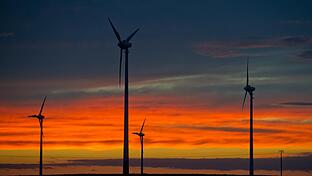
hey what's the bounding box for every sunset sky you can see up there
[0,0,312,175]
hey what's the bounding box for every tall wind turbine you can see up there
[108,17,139,175]
[133,118,146,175]
[242,59,256,176]
[28,96,47,176]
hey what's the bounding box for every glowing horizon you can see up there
[1,89,311,158]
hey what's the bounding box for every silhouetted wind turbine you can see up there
[28,96,47,176]
[242,58,256,176]
[133,118,146,175]
[279,150,284,176]
[108,17,139,175]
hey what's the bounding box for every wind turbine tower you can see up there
[28,96,47,176]
[108,17,139,175]
[133,118,146,175]
[242,59,256,176]
[279,150,284,176]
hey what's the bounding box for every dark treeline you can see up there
[1,154,311,171]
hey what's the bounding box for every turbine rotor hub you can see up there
[244,85,255,93]
[118,40,132,49]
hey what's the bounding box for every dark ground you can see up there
[23,174,274,176]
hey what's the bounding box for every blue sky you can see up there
[1,1,312,86]
[1,0,312,136]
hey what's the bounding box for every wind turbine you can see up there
[279,150,284,176]
[133,118,146,175]
[28,96,47,176]
[108,17,139,175]
[242,58,256,176]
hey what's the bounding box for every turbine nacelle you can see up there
[28,114,45,120]
[132,132,144,137]
[118,40,132,49]
[244,85,255,93]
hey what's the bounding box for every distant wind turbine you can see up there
[108,17,140,175]
[279,150,284,176]
[28,96,47,176]
[242,58,256,176]
[133,118,146,175]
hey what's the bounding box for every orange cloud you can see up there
[0,94,311,158]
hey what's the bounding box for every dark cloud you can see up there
[193,36,312,58]
[145,138,186,145]
[70,122,115,127]
[0,131,36,137]
[298,50,312,59]
[193,43,242,58]
[173,125,284,134]
[0,41,107,50]
[1,140,122,146]
[279,36,311,46]
[0,163,37,169]
[1,141,38,146]
[191,138,249,145]
[0,32,14,38]
[281,20,312,25]
[279,102,312,106]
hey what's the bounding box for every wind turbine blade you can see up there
[28,115,37,118]
[246,58,249,86]
[132,132,141,137]
[242,91,247,110]
[119,48,123,87]
[39,96,46,115]
[140,117,146,133]
[126,28,140,42]
[108,17,122,42]
[41,127,44,140]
